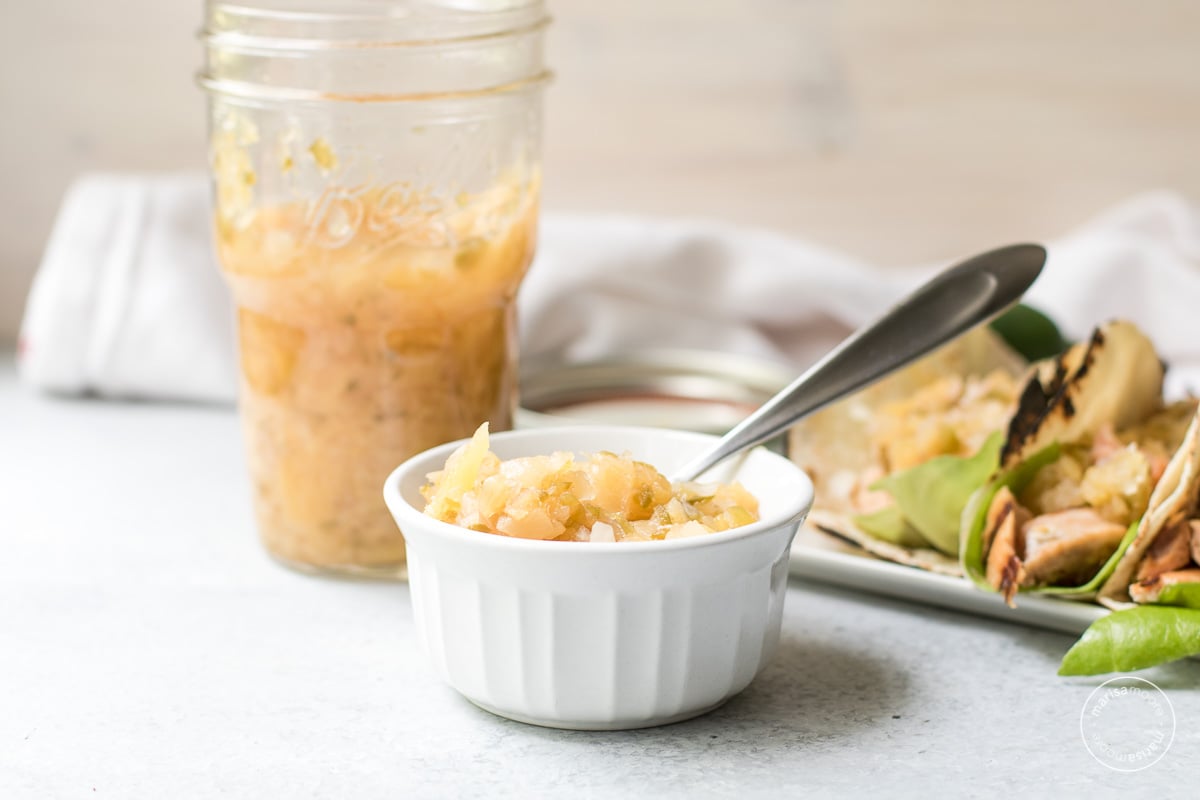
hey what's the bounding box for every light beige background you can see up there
[1,0,1198,341]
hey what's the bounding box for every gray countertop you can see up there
[3,357,1196,798]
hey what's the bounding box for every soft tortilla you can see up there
[1099,407,1200,601]
[1002,321,1164,469]
[806,509,962,576]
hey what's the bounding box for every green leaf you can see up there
[989,303,1069,362]
[1058,606,1200,676]
[853,505,930,549]
[961,442,1063,589]
[873,432,1004,556]
[1155,582,1200,610]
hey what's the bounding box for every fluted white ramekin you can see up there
[383,426,813,730]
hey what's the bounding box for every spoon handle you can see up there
[673,243,1047,482]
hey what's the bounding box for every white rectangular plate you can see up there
[789,528,1108,636]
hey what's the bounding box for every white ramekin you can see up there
[383,426,813,730]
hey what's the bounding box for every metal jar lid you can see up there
[516,349,794,436]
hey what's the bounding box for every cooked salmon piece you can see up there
[1129,568,1200,604]
[1020,508,1127,588]
[983,486,1030,606]
[1136,519,1194,582]
[1191,520,1200,566]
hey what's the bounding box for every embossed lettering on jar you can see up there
[200,0,550,577]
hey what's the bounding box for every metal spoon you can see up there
[673,243,1047,481]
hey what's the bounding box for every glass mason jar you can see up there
[199,1,549,578]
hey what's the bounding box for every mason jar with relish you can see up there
[199,0,549,577]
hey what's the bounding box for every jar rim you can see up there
[200,1,551,104]
[209,0,540,19]
[200,12,550,53]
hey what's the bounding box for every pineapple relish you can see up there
[421,424,760,542]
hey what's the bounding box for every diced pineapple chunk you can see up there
[590,522,616,543]
[421,423,499,522]
[666,521,711,540]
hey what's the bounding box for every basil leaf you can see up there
[961,442,1062,589]
[1058,606,1200,676]
[872,432,1004,556]
[1155,582,1200,610]
[853,505,930,549]
[988,303,1069,362]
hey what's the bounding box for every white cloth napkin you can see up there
[19,175,237,403]
[18,174,1200,403]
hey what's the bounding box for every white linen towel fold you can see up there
[17,174,1200,403]
[19,175,237,403]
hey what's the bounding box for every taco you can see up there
[961,321,1198,606]
[1056,412,1200,676]
[1102,409,1200,608]
[789,326,1028,574]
